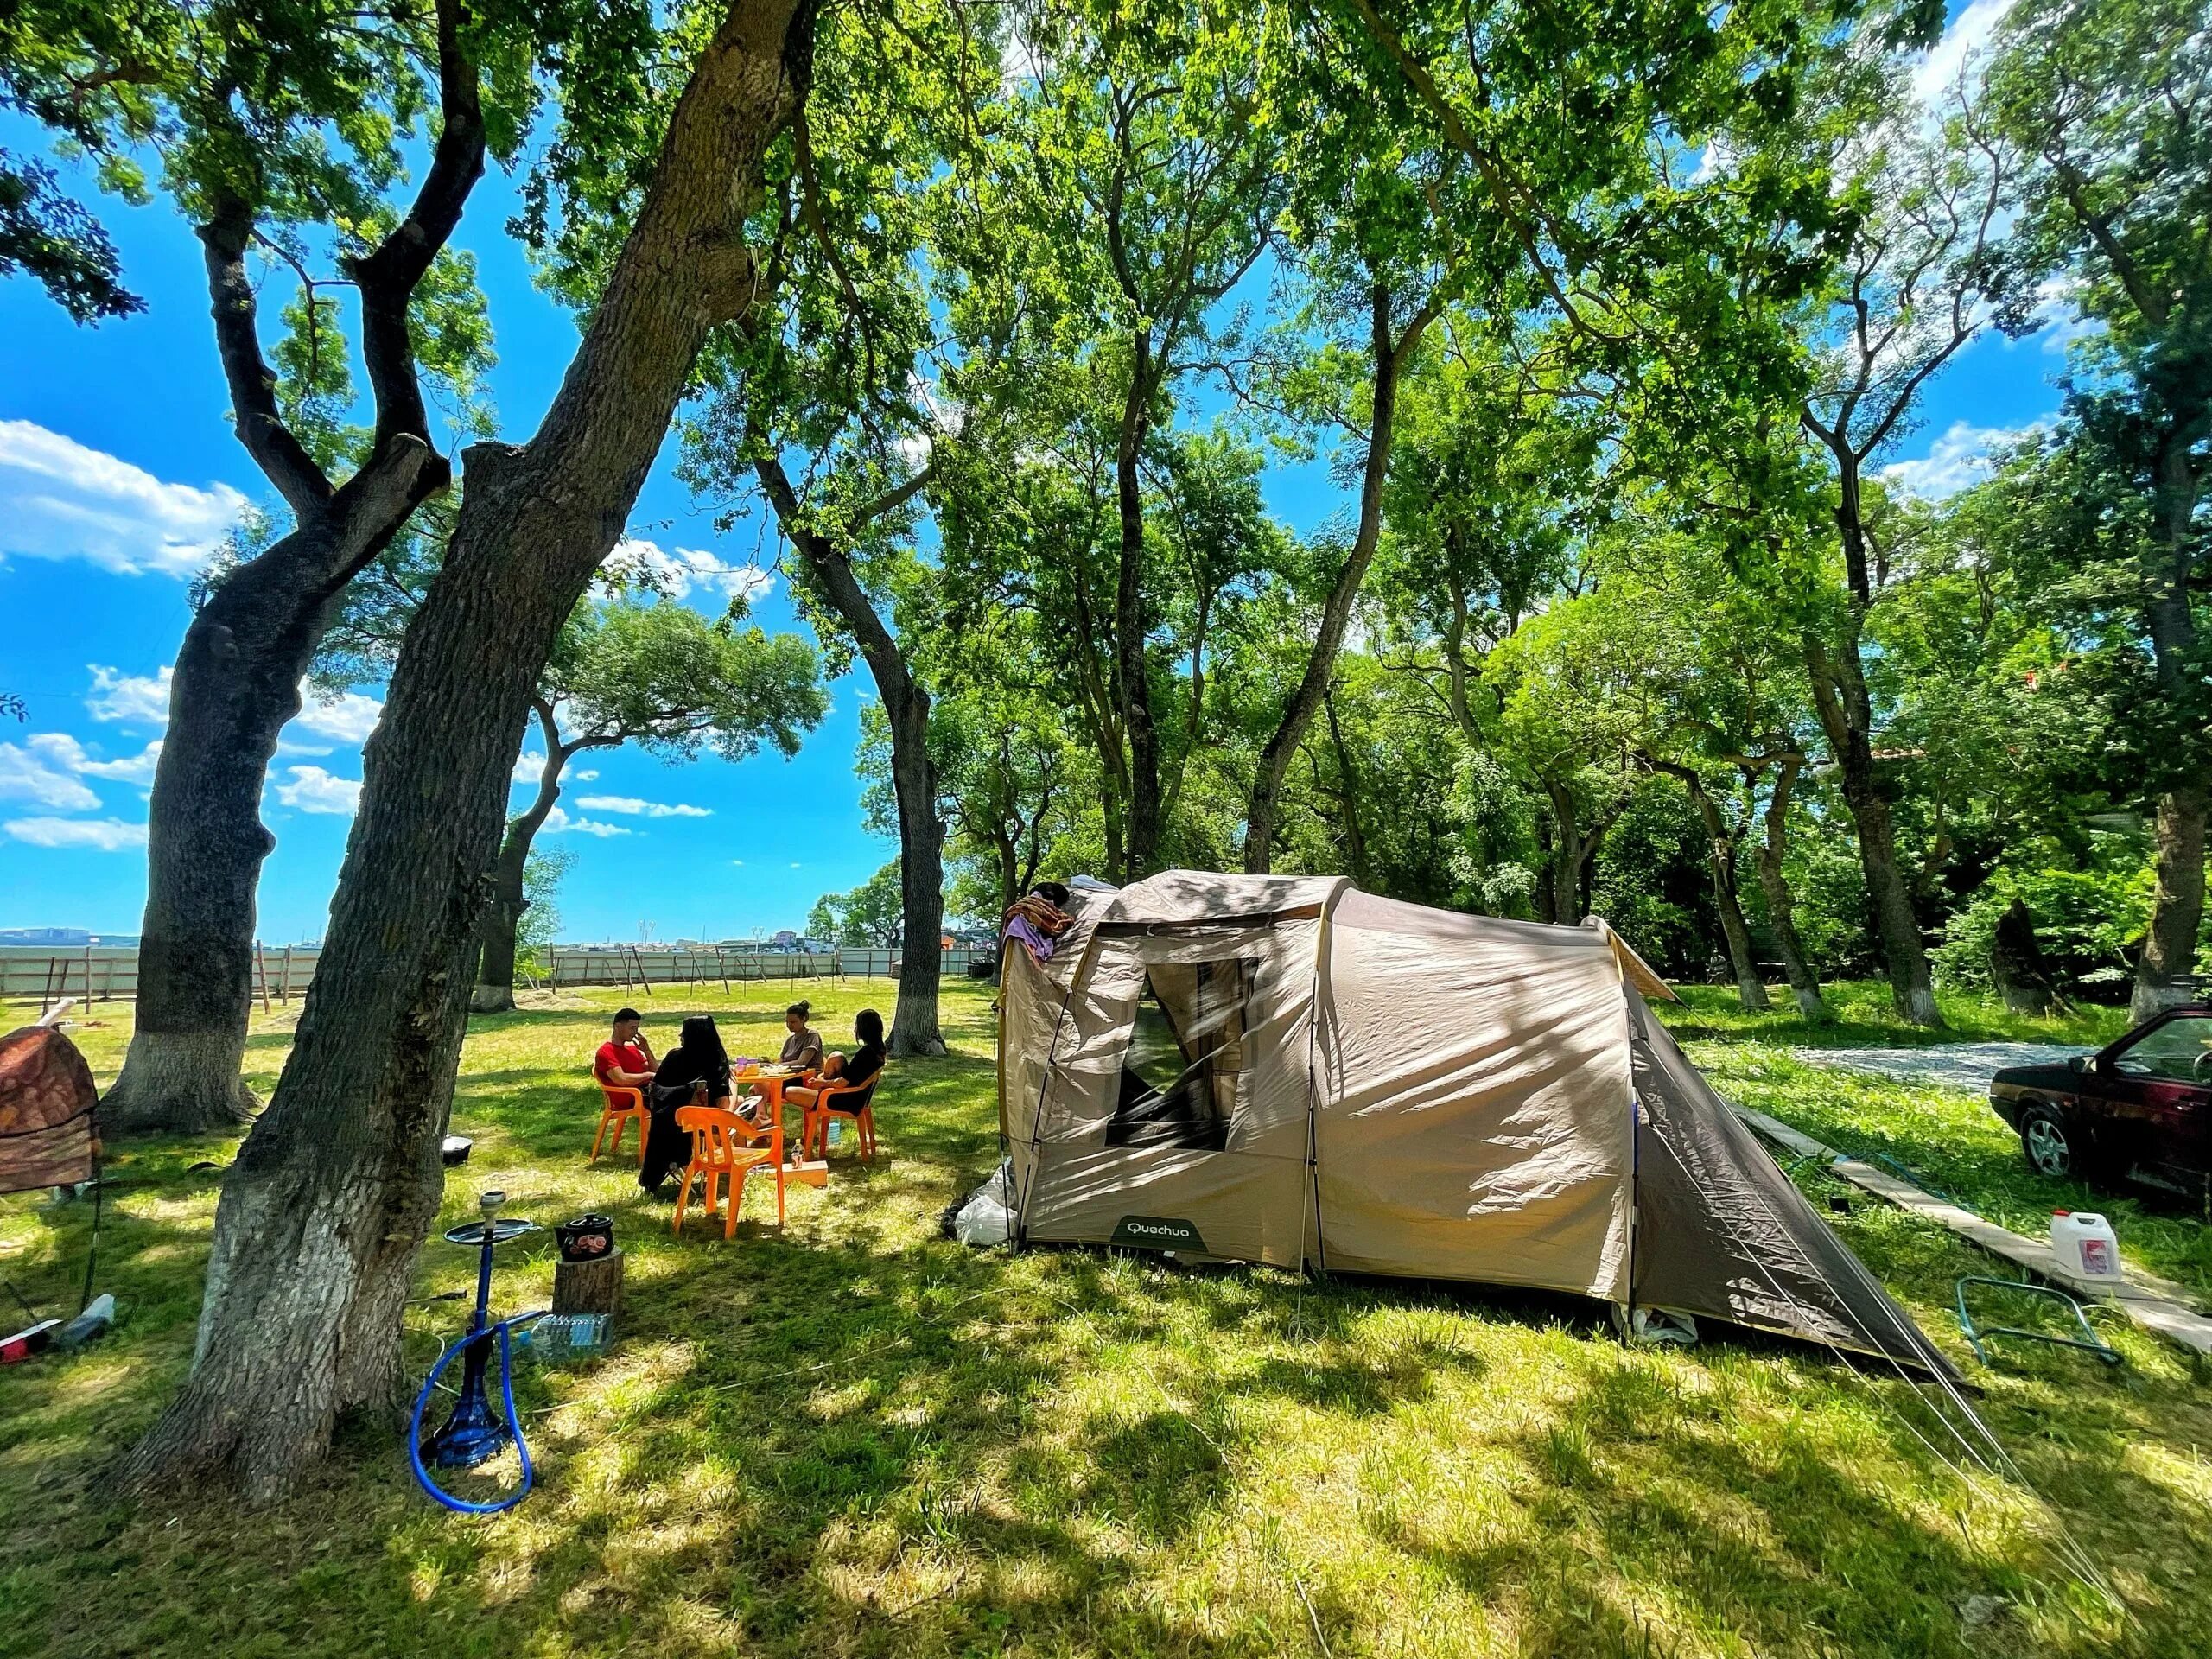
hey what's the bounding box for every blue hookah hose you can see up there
[408,1309,547,1515]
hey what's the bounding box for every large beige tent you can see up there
[999,871,1955,1375]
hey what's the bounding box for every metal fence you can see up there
[546,945,986,988]
[2,942,986,1009]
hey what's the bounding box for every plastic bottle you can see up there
[2050,1211,2123,1281]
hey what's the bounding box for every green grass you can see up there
[3,981,2210,1656]
[1662,985,2212,1300]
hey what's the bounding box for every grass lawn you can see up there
[3,979,2210,1657]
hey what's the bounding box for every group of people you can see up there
[593,998,887,1196]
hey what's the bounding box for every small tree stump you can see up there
[552,1248,624,1318]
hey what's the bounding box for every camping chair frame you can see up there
[673,1104,785,1236]
[802,1073,880,1161]
[1954,1275,2121,1368]
[591,1083,648,1165]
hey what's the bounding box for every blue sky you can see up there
[0,0,2067,944]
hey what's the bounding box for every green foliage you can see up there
[1934,834,2157,996]
[547,597,827,766]
[810,859,906,947]
[516,845,575,976]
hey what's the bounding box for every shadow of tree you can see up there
[7,979,2211,1656]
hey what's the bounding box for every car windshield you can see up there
[2112,1015,2212,1084]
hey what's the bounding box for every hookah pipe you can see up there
[409,1188,548,1515]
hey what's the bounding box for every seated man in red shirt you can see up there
[594,1007,657,1090]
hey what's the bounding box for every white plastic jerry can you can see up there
[2050,1211,2123,1281]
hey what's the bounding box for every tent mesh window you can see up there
[1105,957,1257,1151]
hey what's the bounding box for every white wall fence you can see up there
[2,943,988,1008]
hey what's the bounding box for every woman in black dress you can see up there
[639,1014,732,1195]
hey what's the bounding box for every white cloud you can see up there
[86,664,172,727]
[512,751,547,786]
[273,766,362,815]
[543,805,632,838]
[574,769,599,782]
[602,537,775,603]
[0,422,251,578]
[1880,419,2045,499]
[76,739,162,784]
[296,689,383,746]
[0,738,102,810]
[731,859,745,867]
[3,816,148,850]
[575,795,712,819]
[1911,0,2012,107]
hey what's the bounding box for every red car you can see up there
[1989,1005,2212,1196]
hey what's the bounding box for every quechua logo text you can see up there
[1110,1215,1206,1253]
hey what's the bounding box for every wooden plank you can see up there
[1733,1106,2212,1358]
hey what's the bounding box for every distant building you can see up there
[0,928,140,947]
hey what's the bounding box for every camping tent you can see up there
[999,870,1956,1376]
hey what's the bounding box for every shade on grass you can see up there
[2,982,2209,1656]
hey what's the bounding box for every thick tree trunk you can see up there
[886,687,947,1056]
[1116,329,1163,879]
[1667,766,1767,1010]
[104,77,480,1133]
[2135,786,2208,1020]
[2132,438,2208,1020]
[1751,758,1826,1020]
[754,454,945,1056]
[1806,633,1942,1027]
[1246,285,1426,874]
[123,0,814,1499]
[1543,779,1582,926]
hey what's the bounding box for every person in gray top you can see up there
[779,1001,824,1071]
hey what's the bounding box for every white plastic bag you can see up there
[954,1161,1014,1247]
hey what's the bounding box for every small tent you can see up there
[999,871,1955,1376]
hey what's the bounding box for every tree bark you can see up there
[1245,283,1429,873]
[1751,756,1826,1019]
[470,708,609,1014]
[102,7,486,1134]
[754,455,945,1057]
[1805,629,1942,1027]
[121,0,816,1499]
[2136,786,2208,1020]
[1660,764,1768,1009]
[2132,433,2208,1020]
[1115,327,1164,880]
[1543,779,1583,926]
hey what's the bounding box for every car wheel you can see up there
[2018,1103,2077,1179]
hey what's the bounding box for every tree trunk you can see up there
[1751,757,1826,1019]
[1323,693,1371,888]
[1543,779,1582,926]
[122,0,815,1499]
[470,712,591,1014]
[2132,435,2208,1020]
[1116,327,1163,879]
[103,37,484,1132]
[755,454,945,1057]
[1992,898,2065,1017]
[1246,283,1426,874]
[1666,766,1767,1009]
[2135,786,2208,1020]
[1806,634,1942,1027]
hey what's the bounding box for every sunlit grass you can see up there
[2,982,2209,1656]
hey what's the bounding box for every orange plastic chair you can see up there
[672,1104,785,1237]
[592,1081,648,1165]
[803,1069,881,1161]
